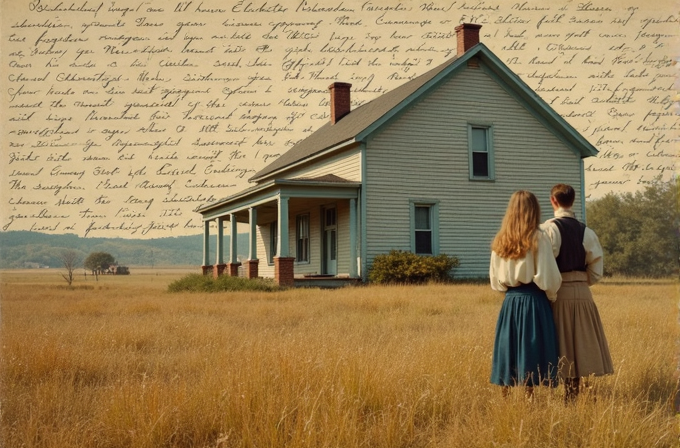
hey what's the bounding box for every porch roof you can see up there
[198,174,360,221]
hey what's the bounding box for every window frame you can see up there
[295,213,310,264]
[468,123,495,181]
[409,200,440,255]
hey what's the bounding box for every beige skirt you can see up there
[551,272,614,379]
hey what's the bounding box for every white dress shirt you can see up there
[541,207,604,285]
[489,229,562,301]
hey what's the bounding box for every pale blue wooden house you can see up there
[197,24,598,286]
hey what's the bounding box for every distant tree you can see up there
[58,249,81,286]
[84,252,116,274]
[587,177,679,277]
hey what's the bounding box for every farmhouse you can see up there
[197,24,598,286]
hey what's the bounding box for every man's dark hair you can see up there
[551,183,575,208]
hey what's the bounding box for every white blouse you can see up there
[489,229,562,301]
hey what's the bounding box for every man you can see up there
[541,184,614,402]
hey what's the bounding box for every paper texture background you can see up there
[2,0,677,238]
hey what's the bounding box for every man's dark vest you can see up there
[553,217,587,273]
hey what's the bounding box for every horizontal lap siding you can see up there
[289,202,322,277]
[257,226,275,278]
[365,66,582,278]
[283,148,361,181]
[256,199,351,278]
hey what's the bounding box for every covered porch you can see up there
[198,176,362,287]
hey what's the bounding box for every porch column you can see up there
[349,198,357,278]
[202,220,212,275]
[213,217,227,278]
[227,213,241,277]
[246,207,259,279]
[275,196,295,286]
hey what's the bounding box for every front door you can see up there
[323,206,337,275]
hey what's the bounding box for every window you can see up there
[296,214,310,263]
[415,206,432,254]
[268,221,277,264]
[469,125,494,180]
[410,201,439,255]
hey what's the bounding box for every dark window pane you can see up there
[270,222,278,263]
[330,230,336,260]
[415,230,432,254]
[326,208,336,226]
[472,152,489,177]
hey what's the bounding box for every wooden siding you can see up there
[280,147,362,181]
[254,199,353,279]
[256,224,275,278]
[364,65,583,278]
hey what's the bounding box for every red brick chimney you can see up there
[455,23,482,56]
[329,82,352,124]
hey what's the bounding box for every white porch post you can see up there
[275,196,294,286]
[349,198,357,277]
[277,196,289,257]
[216,217,224,265]
[226,213,241,277]
[203,220,210,266]
[246,207,259,279]
[229,213,238,264]
[249,207,257,260]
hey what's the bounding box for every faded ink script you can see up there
[2,0,677,237]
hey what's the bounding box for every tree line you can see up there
[587,177,678,278]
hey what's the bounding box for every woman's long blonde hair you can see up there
[491,190,541,260]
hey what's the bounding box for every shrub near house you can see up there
[369,250,460,284]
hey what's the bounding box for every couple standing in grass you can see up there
[489,184,614,401]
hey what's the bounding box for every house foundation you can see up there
[227,262,241,277]
[246,259,259,279]
[274,257,295,286]
[213,263,226,278]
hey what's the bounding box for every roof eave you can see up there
[196,179,275,214]
[249,138,358,183]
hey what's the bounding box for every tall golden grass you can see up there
[1,270,677,448]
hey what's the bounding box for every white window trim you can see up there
[468,123,495,181]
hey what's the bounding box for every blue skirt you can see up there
[490,283,559,387]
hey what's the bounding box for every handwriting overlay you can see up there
[1,0,677,237]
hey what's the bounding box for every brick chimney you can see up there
[329,82,352,124]
[455,23,482,56]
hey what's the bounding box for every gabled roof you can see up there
[250,43,598,182]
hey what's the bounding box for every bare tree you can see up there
[58,249,81,286]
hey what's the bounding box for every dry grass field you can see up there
[1,269,678,448]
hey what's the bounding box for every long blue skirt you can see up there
[490,283,559,387]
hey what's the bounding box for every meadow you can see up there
[1,269,678,448]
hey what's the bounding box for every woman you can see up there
[489,191,562,397]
